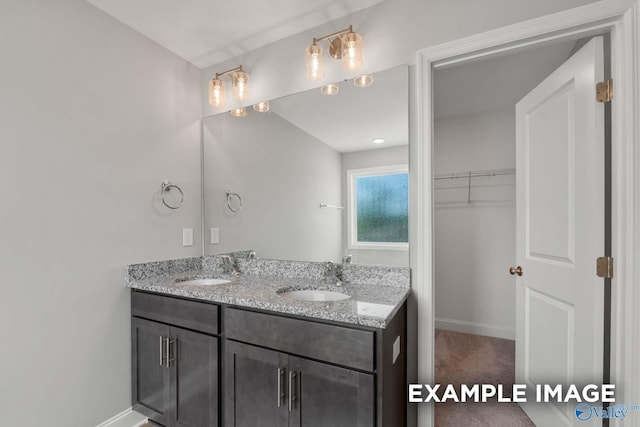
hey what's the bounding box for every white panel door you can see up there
[515,37,605,426]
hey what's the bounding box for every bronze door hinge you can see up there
[596,79,613,103]
[596,256,614,279]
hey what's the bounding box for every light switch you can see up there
[182,228,193,246]
[393,336,401,364]
[210,227,220,244]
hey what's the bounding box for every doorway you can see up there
[412,3,640,427]
[431,38,602,426]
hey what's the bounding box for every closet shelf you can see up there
[434,168,515,204]
[434,168,515,181]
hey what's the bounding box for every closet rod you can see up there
[434,168,515,180]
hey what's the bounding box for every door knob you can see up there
[509,266,523,276]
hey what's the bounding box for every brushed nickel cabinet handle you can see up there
[277,368,285,407]
[288,371,297,412]
[159,336,164,366]
[166,339,176,368]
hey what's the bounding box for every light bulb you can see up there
[232,70,250,101]
[208,77,226,107]
[341,32,363,72]
[305,44,325,80]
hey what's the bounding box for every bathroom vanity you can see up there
[126,257,409,427]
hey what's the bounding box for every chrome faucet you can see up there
[324,261,342,285]
[219,255,240,277]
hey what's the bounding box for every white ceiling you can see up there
[85,0,382,68]
[270,65,408,153]
[434,41,576,120]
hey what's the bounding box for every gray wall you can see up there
[434,109,516,339]
[0,1,202,425]
[341,146,409,266]
[203,112,343,262]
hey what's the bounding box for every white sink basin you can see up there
[177,278,231,286]
[279,289,351,302]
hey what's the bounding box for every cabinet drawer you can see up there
[225,308,374,372]
[132,291,219,335]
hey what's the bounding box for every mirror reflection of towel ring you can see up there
[161,180,184,209]
[226,190,242,213]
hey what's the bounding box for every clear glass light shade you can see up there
[253,101,270,113]
[341,32,363,72]
[354,74,373,87]
[208,78,226,107]
[320,83,339,95]
[305,44,325,80]
[229,107,247,117]
[232,70,250,101]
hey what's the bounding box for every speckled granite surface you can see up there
[342,263,410,287]
[125,257,410,329]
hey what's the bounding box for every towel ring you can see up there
[226,190,242,213]
[161,180,184,209]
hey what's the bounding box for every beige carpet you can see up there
[434,329,535,426]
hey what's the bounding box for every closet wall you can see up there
[434,109,516,339]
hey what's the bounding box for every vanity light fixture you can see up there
[229,107,247,117]
[372,138,385,144]
[253,101,270,112]
[305,25,363,80]
[321,83,339,95]
[208,65,250,107]
[354,74,373,87]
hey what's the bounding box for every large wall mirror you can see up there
[202,65,408,266]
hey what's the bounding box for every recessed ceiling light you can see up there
[321,83,339,95]
[372,138,385,144]
[354,74,373,87]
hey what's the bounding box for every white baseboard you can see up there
[435,317,515,340]
[96,408,148,427]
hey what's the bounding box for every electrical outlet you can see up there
[182,228,193,246]
[210,227,220,244]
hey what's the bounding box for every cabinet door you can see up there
[171,326,219,427]
[289,357,374,427]
[224,341,288,427]
[132,317,171,427]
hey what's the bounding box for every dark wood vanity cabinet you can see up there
[131,317,172,425]
[131,290,407,427]
[224,306,406,427]
[224,341,288,427]
[132,292,220,427]
[225,340,375,427]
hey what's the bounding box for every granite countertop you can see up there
[125,257,410,329]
